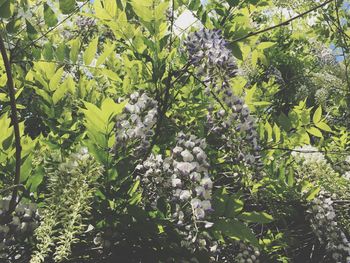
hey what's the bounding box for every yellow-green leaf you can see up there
[315,121,332,132]
[70,38,81,64]
[307,127,323,138]
[257,42,276,50]
[313,106,322,124]
[96,43,115,66]
[49,67,64,91]
[84,37,98,65]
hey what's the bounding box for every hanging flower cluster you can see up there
[307,191,350,262]
[114,92,158,157]
[136,132,215,252]
[0,199,39,262]
[136,153,168,206]
[184,29,238,80]
[185,29,263,175]
[30,148,103,263]
[217,240,261,263]
[207,100,262,172]
[291,145,350,261]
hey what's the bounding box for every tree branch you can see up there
[232,0,336,43]
[0,32,22,213]
[264,147,350,156]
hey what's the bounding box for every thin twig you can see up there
[0,32,22,213]
[264,147,350,155]
[232,0,335,43]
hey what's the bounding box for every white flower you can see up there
[194,207,205,219]
[204,221,214,228]
[172,146,183,155]
[200,176,213,189]
[181,149,194,162]
[179,190,191,200]
[171,177,182,187]
[202,190,211,200]
[201,200,212,211]
[190,172,201,181]
[191,198,201,208]
[175,162,196,175]
[195,186,205,196]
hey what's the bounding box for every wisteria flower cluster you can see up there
[185,29,263,175]
[207,97,263,174]
[114,92,158,157]
[0,198,39,262]
[30,148,103,263]
[307,191,350,262]
[184,29,238,80]
[291,145,350,261]
[217,240,261,263]
[137,132,215,252]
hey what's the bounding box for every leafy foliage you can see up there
[0,0,350,262]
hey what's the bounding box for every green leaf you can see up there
[214,218,259,247]
[27,167,44,192]
[128,180,140,196]
[96,43,115,66]
[273,123,281,143]
[264,121,273,142]
[253,101,271,106]
[315,121,332,132]
[130,0,153,22]
[82,101,106,133]
[70,38,81,64]
[44,3,58,27]
[288,168,295,186]
[101,98,127,121]
[257,42,276,50]
[102,69,122,82]
[20,155,33,182]
[307,127,323,138]
[227,0,239,6]
[313,106,322,124]
[49,67,64,91]
[94,0,116,20]
[84,37,99,65]
[52,75,75,104]
[300,110,310,126]
[251,49,258,68]
[224,196,244,218]
[155,2,169,20]
[26,19,37,36]
[6,17,21,33]
[306,187,320,201]
[238,212,274,224]
[0,0,14,18]
[229,42,243,60]
[278,112,292,131]
[59,0,76,14]
[298,128,310,144]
